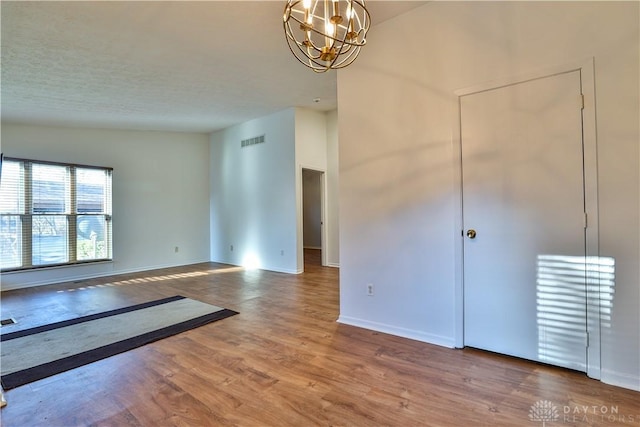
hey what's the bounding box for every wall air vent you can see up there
[241,134,266,148]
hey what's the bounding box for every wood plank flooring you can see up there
[1,250,638,426]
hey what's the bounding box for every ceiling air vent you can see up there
[241,134,265,148]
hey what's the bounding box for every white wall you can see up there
[210,109,298,273]
[295,108,328,170]
[0,123,211,289]
[209,107,339,273]
[338,1,639,390]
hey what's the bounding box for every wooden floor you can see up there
[1,250,638,426]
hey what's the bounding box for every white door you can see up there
[461,70,588,371]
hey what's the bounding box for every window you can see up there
[0,158,112,271]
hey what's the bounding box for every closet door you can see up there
[461,70,588,371]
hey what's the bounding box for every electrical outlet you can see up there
[174,246,179,253]
[367,284,374,296]
[230,245,234,252]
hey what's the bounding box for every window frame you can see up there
[0,157,113,272]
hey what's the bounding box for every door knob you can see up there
[466,229,477,239]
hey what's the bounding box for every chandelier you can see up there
[283,0,370,73]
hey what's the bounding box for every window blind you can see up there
[0,157,113,271]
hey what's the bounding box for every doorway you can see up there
[457,65,600,374]
[302,168,325,268]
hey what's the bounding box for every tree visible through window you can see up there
[0,158,112,271]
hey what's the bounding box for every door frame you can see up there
[452,58,601,379]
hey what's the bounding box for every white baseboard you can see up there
[208,260,303,275]
[326,262,340,268]
[601,369,640,392]
[337,315,455,348]
[270,267,304,274]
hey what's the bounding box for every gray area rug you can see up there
[1,295,237,389]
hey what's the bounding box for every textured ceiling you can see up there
[1,1,426,133]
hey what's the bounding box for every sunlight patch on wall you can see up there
[242,253,262,270]
[536,255,615,371]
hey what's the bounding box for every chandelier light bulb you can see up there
[325,21,334,46]
[283,0,370,73]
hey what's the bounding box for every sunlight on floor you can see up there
[56,266,246,293]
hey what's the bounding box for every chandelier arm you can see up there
[286,14,359,48]
[286,26,327,57]
[286,34,336,68]
[287,36,323,61]
[286,40,328,72]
